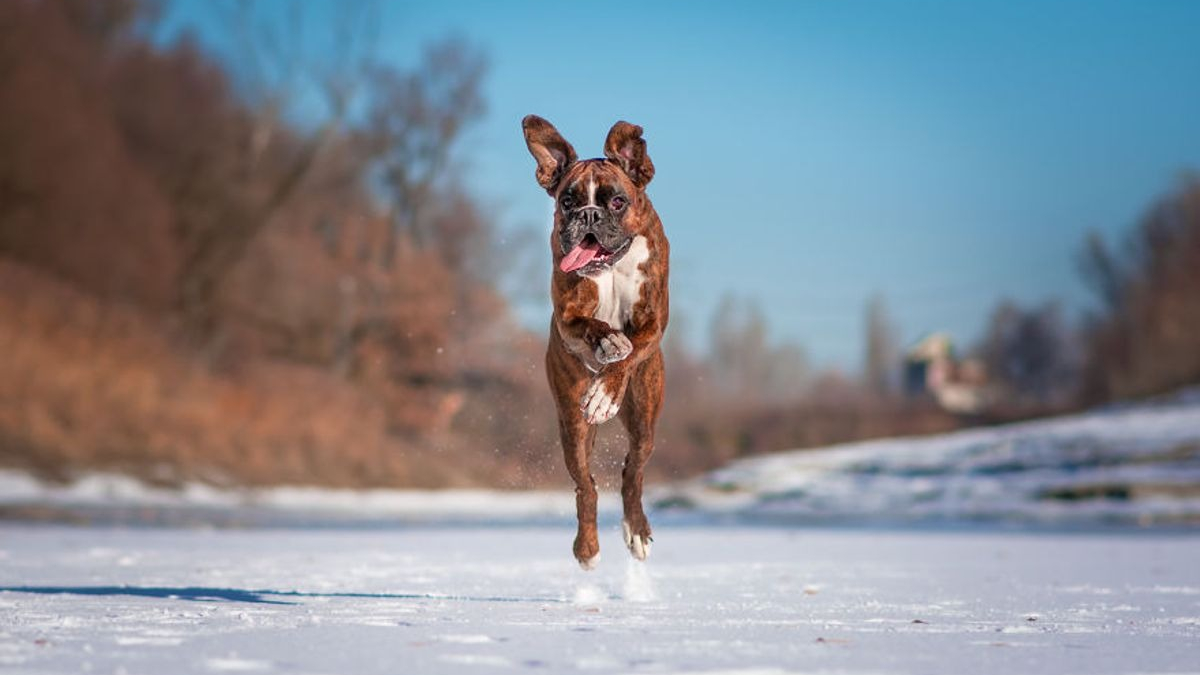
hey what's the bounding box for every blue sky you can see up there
[161,1,1200,372]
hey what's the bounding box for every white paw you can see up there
[595,333,632,364]
[578,553,600,571]
[580,379,620,425]
[622,520,652,561]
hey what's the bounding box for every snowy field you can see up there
[1,394,1199,673]
[2,524,1199,675]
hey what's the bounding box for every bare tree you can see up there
[863,293,897,397]
[177,1,379,340]
[709,294,809,404]
[1078,176,1200,401]
[978,300,1080,407]
[58,0,162,48]
[0,0,179,308]
[359,37,487,267]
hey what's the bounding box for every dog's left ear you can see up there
[523,115,577,195]
[604,121,655,188]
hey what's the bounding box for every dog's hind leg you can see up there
[618,349,664,561]
[558,414,600,569]
[548,336,602,569]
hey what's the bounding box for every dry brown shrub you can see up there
[0,260,501,488]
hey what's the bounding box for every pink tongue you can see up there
[560,240,601,272]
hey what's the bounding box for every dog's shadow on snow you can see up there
[0,586,564,605]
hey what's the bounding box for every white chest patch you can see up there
[585,235,650,330]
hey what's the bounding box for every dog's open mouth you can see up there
[560,233,629,274]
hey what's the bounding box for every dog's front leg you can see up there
[579,317,660,425]
[580,366,630,425]
[555,314,632,425]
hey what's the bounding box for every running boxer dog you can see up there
[522,115,669,569]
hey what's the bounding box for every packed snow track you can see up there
[1,525,1197,674]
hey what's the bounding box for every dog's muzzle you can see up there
[559,216,632,274]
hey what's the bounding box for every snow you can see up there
[2,394,1199,672]
[657,391,1200,527]
[1,525,1198,674]
[0,470,619,526]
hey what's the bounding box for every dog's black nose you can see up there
[578,207,603,227]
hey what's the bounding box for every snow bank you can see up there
[0,470,620,526]
[655,391,1200,526]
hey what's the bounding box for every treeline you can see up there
[1078,176,1200,403]
[681,175,1200,463]
[652,297,960,473]
[0,0,559,488]
[947,176,1200,415]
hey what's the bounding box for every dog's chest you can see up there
[585,235,650,330]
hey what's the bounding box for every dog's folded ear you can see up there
[604,121,655,188]
[523,115,577,195]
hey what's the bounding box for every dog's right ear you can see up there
[523,115,577,195]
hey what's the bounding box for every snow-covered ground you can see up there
[2,525,1198,675]
[2,394,1199,673]
[658,391,1200,527]
[0,469,610,527]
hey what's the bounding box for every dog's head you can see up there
[522,115,655,275]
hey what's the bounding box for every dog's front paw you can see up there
[580,378,621,425]
[595,333,633,364]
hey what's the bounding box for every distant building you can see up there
[903,333,992,414]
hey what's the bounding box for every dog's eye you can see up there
[559,195,575,210]
[610,196,627,210]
